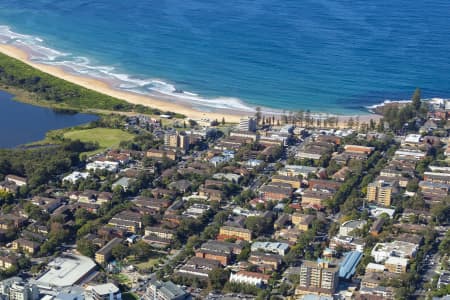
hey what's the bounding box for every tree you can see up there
[296,110,304,126]
[305,110,311,126]
[142,214,157,227]
[130,241,154,261]
[112,243,130,261]
[431,199,450,224]
[369,118,376,131]
[245,216,272,236]
[188,119,198,128]
[77,239,98,258]
[347,117,354,128]
[406,178,419,192]
[412,88,421,111]
[237,242,251,261]
[438,231,450,256]
[209,268,230,290]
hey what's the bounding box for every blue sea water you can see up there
[0,0,449,114]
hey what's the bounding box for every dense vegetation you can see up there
[381,88,428,132]
[0,52,182,117]
[0,140,93,192]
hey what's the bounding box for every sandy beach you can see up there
[0,44,247,122]
[0,44,381,126]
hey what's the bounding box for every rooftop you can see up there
[150,280,189,299]
[385,256,409,266]
[338,251,362,279]
[36,254,97,288]
[88,283,120,296]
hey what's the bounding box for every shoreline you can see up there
[0,43,381,125]
[0,44,245,123]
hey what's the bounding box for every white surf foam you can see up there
[365,97,450,112]
[0,25,257,114]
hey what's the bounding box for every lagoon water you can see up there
[0,1,449,114]
[0,91,96,148]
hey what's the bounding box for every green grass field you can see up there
[112,273,132,286]
[63,128,135,154]
[135,258,160,271]
[122,293,139,300]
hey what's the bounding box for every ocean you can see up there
[0,0,448,114]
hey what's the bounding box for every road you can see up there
[414,239,442,298]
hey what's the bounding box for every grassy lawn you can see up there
[63,128,135,155]
[122,293,139,300]
[135,258,160,271]
[113,273,132,286]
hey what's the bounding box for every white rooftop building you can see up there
[339,220,367,236]
[403,134,422,144]
[85,283,121,300]
[63,171,89,184]
[182,203,210,219]
[36,254,97,289]
[251,242,290,256]
[369,206,396,219]
[212,173,241,182]
[394,149,426,160]
[278,165,318,177]
[229,271,269,287]
[371,241,418,263]
[86,160,119,172]
[246,159,263,168]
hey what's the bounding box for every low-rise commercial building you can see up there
[371,241,418,263]
[86,283,121,300]
[145,280,191,300]
[36,254,97,289]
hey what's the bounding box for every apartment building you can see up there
[384,257,408,274]
[259,184,293,202]
[218,226,252,242]
[146,149,177,160]
[12,239,40,255]
[239,116,257,132]
[367,180,395,207]
[296,260,339,296]
[144,227,175,240]
[95,238,123,264]
[271,175,302,189]
[194,240,242,266]
[291,213,315,231]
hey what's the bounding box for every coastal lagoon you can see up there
[0,91,97,148]
[0,1,449,114]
